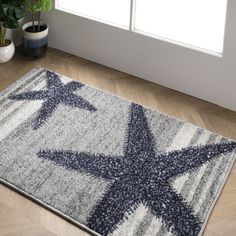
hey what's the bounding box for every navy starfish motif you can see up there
[37,104,236,236]
[9,71,97,129]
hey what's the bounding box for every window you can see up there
[56,0,131,29]
[56,0,228,55]
[134,0,228,54]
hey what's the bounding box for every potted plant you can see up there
[0,0,26,63]
[22,0,52,58]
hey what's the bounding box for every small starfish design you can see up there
[38,104,236,236]
[9,71,97,130]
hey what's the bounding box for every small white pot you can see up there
[0,40,15,63]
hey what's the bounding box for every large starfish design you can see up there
[9,71,97,129]
[37,104,236,236]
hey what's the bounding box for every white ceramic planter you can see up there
[0,40,15,63]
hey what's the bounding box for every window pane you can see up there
[57,0,131,28]
[134,0,228,53]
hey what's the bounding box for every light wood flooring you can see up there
[0,47,236,236]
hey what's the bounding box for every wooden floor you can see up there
[0,47,236,236]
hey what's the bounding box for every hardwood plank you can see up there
[0,201,55,236]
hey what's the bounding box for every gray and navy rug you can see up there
[0,67,235,236]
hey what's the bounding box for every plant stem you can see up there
[38,12,41,32]
[32,0,37,32]
[0,23,2,45]
[2,26,6,45]
[0,23,7,45]
[32,13,35,32]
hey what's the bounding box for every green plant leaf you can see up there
[15,6,26,19]
[0,0,26,30]
[2,5,9,15]
[32,4,42,13]
[40,0,52,12]
[3,18,18,29]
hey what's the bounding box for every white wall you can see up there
[42,0,236,111]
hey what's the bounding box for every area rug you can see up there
[0,67,235,236]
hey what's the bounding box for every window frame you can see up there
[55,0,227,57]
[55,0,131,30]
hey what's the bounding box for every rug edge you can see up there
[0,178,101,236]
[198,153,235,236]
[0,66,43,98]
